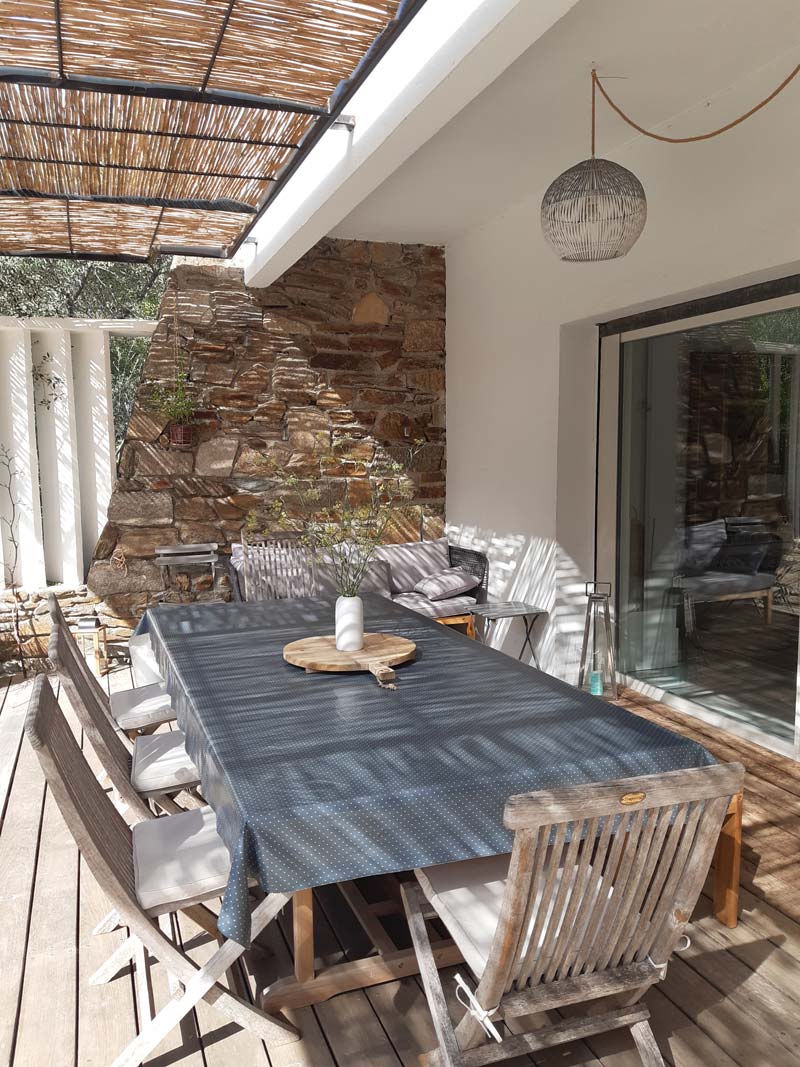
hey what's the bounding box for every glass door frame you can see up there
[597,292,800,760]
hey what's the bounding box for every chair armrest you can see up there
[448,544,489,604]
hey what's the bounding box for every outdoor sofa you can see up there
[228,536,489,621]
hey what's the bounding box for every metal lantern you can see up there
[577,580,618,699]
[541,157,647,262]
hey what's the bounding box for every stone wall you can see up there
[0,585,108,675]
[85,237,446,631]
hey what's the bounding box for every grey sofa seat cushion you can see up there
[415,567,479,601]
[678,571,775,597]
[393,592,477,618]
[375,537,451,593]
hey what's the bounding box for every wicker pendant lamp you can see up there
[541,71,646,261]
[541,63,800,262]
[541,157,646,262]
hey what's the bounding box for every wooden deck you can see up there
[1,664,800,1067]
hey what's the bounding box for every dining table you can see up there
[140,594,742,1012]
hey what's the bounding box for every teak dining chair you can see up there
[48,620,200,818]
[48,594,175,737]
[25,675,298,1067]
[243,535,316,600]
[402,762,744,1067]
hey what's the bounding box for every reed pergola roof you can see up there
[0,0,425,262]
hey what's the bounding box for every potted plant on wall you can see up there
[151,370,197,447]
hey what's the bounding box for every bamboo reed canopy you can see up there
[0,0,424,261]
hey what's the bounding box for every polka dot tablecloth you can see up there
[140,596,715,945]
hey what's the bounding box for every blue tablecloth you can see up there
[142,596,714,944]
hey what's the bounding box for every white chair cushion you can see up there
[129,632,165,687]
[416,853,606,980]
[110,682,175,731]
[131,730,200,797]
[132,804,231,914]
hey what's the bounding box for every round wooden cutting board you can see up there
[283,633,416,673]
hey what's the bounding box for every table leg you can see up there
[293,888,315,982]
[518,616,540,668]
[713,792,743,928]
[262,881,463,1013]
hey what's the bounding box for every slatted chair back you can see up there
[242,536,316,600]
[47,618,152,822]
[471,763,743,1027]
[26,675,139,912]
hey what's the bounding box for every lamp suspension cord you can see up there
[592,63,800,146]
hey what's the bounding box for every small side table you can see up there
[71,623,110,676]
[470,602,547,666]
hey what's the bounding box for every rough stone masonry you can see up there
[85,236,446,637]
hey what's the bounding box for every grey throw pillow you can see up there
[374,537,451,593]
[414,567,479,601]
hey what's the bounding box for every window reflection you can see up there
[618,308,800,744]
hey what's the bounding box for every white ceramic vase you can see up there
[335,595,364,652]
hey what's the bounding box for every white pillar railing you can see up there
[0,318,155,589]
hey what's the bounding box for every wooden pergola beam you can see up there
[0,115,299,150]
[202,0,238,92]
[0,69,329,116]
[0,153,276,183]
[0,188,255,213]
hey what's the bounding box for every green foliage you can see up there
[150,371,197,426]
[0,255,170,460]
[0,256,170,318]
[110,336,149,458]
[748,308,800,348]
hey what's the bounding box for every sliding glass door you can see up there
[613,301,800,754]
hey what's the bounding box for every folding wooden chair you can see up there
[48,620,200,819]
[25,675,299,1067]
[48,593,175,737]
[402,762,744,1066]
[243,535,316,600]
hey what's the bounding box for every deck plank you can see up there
[0,722,47,1066]
[76,856,139,1067]
[12,782,80,1067]
[658,954,797,1066]
[0,679,30,827]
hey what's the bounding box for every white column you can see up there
[32,328,83,585]
[0,328,46,589]
[71,329,116,576]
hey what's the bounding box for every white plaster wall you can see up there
[445,73,800,678]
